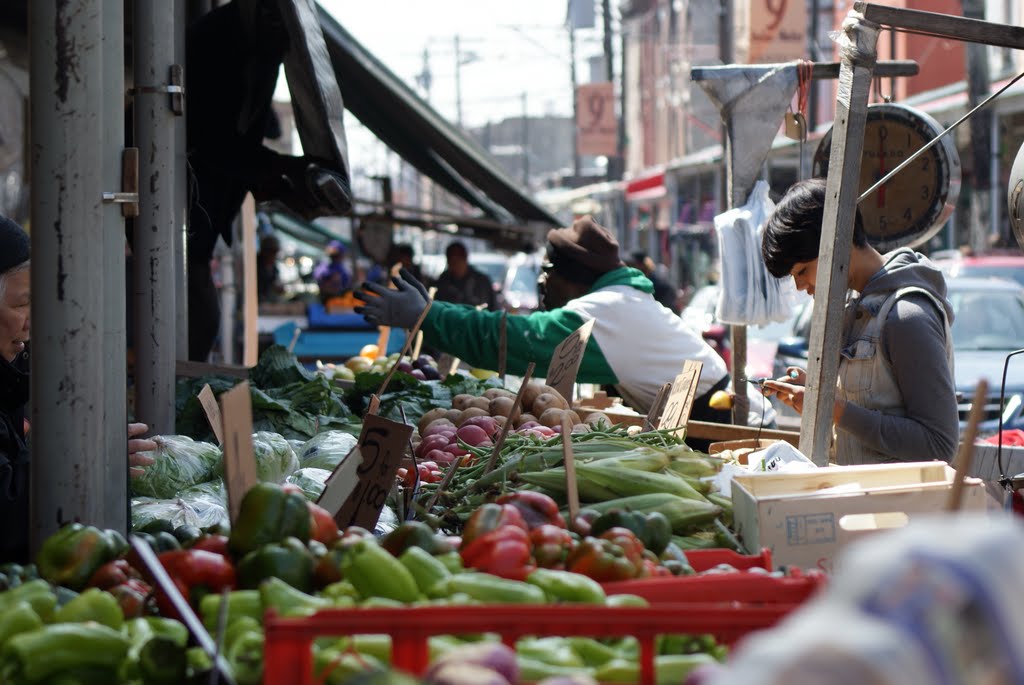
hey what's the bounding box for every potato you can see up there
[565,410,582,426]
[532,392,569,416]
[519,383,546,413]
[444,408,463,424]
[491,415,508,429]
[418,407,449,434]
[483,388,515,400]
[571,423,590,434]
[488,396,520,422]
[457,406,489,426]
[513,412,538,428]
[467,396,491,412]
[538,407,567,428]
[583,411,612,430]
[452,394,476,411]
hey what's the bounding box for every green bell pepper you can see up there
[237,537,315,593]
[0,601,42,650]
[228,482,312,557]
[224,619,263,685]
[200,590,263,632]
[54,587,124,630]
[340,539,420,603]
[399,546,451,595]
[259,577,331,617]
[36,524,123,591]
[590,510,672,556]
[526,568,606,604]
[0,579,58,623]
[0,622,130,683]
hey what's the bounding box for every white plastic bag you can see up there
[714,181,797,326]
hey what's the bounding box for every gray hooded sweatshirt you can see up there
[834,248,959,464]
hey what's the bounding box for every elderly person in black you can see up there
[0,217,158,563]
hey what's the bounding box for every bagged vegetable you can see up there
[130,435,221,499]
[131,497,201,531]
[299,430,358,471]
[285,467,332,501]
[178,480,229,529]
[252,431,299,483]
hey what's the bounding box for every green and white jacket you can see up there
[421,266,729,413]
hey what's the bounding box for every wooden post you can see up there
[241,194,258,367]
[800,12,879,464]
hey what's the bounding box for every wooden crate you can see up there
[732,462,988,574]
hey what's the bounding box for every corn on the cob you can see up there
[573,462,708,502]
[518,469,620,503]
[587,494,721,534]
[664,454,721,479]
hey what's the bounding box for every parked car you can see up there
[770,276,1024,436]
[501,251,543,313]
[938,253,1024,288]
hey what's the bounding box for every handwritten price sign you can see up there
[546,318,596,402]
[658,361,703,431]
[331,414,413,529]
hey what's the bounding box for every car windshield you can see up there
[471,260,508,287]
[953,265,1024,288]
[508,264,539,292]
[949,288,1024,351]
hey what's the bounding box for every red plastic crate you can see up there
[679,547,774,572]
[601,567,826,606]
[262,603,790,685]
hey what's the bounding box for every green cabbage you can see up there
[252,431,299,483]
[131,497,201,531]
[130,435,221,499]
[299,431,358,471]
[285,467,332,501]
[178,479,229,529]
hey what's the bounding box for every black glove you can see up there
[355,268,430,329]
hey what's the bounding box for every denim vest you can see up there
[833,287,954,465]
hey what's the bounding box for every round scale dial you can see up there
[813,103,961,252]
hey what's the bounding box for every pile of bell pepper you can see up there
[454,491,688,583]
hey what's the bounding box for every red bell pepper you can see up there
[529,524,576,569]
[155,549,237,619]
[598,527,646,566]
[308,502,339,546]
[565,536,643,582]
[568,508,601,537]
[460,525,534,581]
[495,491,565,530]
[88,559,142,591]
[191,534,231,558]
[461,503,528,546]
[108,578,153,618]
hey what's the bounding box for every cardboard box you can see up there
[732,462,987,574]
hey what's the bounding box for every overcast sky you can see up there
[299,1,611,176]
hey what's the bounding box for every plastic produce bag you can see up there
[130,435,221,499]
[252,431,300,483]
[286,467,332,501]
[131,497,201,531]
[178,479,229,529]
[299,430,358,471]
[715,180,798,326]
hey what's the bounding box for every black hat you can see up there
[0,217,29,275]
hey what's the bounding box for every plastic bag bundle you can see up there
[285,467,332,501]
[130,435,221,499]
[178,479,229,529]
[251,431,300,483]
[131,497,202,531]
[714,180,798,326]
[299,430,358,471]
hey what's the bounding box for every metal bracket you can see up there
[130,65,184,116]
[103,148,139,218]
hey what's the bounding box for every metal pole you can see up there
[521,92,529,186]
[102,1,129,533]
[29,0,108,549]
[175,0,189,360]
[134,0,178,434]
[569,27,581,180]
[454,35,463,127]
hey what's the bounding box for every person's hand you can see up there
[355,269,430,329]
[761,380,806,415]
[128,422,157,478]
[784,366,806,385]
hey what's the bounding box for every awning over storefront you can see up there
[624,170,666,202]
[317,5,561,236]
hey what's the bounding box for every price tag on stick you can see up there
[498,312,508,384]
[219,382,259,524]
[546,318,596,403]
[484,362,536,473]
[128,536,237,685]
[642,382,672,432]
[561,414,580,523]
[658,361,703,431]
[330,414,413,529]
[375,300,433,398]
[436,353,459,380]
[197,384,224,446]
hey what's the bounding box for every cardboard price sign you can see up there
[320,414,413,529]
[219,382,259,523]
[197,384,224,445]
[546,318,596,402]
[658,361,703,431]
